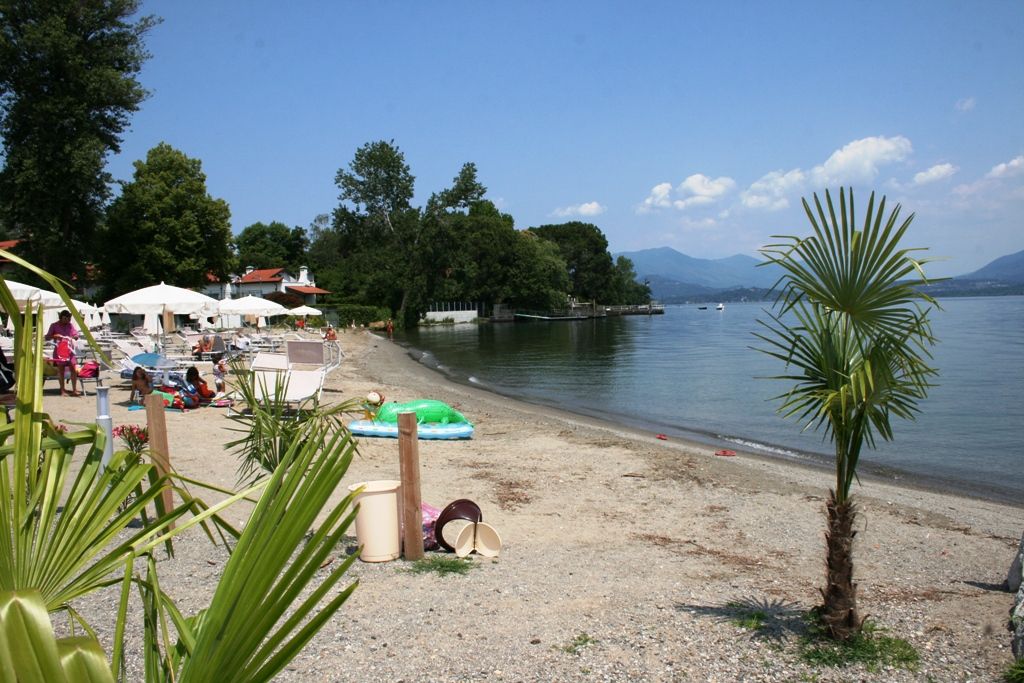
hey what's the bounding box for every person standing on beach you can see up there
[386,318,394,340]
[45,309,80,396]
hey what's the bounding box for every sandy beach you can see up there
[49,329,1022,681]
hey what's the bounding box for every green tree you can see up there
[509,229,570,309]
[99,142,232,295]
[608,255,652,305]
[333,140,420,320]
[755,188,938,640]
[529,222,615,301]
[235,221,308,271]
[0,0,157,281]
[428,201,569,311]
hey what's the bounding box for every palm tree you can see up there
[755,188,939,640]
[0,251,361,680]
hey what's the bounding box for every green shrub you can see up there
[331,304,391,327]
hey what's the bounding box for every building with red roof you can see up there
[202,265,330,304]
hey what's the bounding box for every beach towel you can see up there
[52,337,75,367]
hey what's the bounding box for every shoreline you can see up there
[393,334,1023,509]
[49,330,1024,681]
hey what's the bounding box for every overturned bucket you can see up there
[347,480,401,562]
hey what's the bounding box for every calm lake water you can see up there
[397,296,1023,505]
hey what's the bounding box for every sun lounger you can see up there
[250,351,289,371]
[282,368,325,410]
[110,338,149,360]
[285,340,325,367]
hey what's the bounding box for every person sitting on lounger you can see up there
[323,325,337,341]
[192,335,213,360]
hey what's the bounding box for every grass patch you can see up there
[559,632,597,655]
[798,613,919,672]
[726,600,768,631]
[1005,658,1024,683]
[404,555,475,576]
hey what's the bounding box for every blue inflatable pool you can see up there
[347,419,474,440]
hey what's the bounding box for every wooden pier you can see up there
[509,303,664,321]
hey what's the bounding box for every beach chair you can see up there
[282,368,325,411]
[110,338,149,360]
[199,334,235,362]
[285,340,325,369]
[250,351,289,371]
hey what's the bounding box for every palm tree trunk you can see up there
[820,489,861,640]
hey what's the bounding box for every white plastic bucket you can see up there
[347,480,401,562]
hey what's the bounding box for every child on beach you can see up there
[212,358,228,393]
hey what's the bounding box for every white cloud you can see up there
[552,201,606,218]
[955,97,976,112]
[638,174,734,212]
[986,155,1024,179]
[741,168,805,211]
[638,182,673,212]
[913,163,957,185]
[675,173,735,208]
[811,135,913,186]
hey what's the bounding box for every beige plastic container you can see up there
[347,480,401,562]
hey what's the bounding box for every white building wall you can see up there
[423,310,478,324]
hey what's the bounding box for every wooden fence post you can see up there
[398,412,424,560]
[144,394,175,527]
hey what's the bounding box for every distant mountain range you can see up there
[617,246,1024,303]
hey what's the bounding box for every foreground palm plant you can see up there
[225,357,362,484]
[755,188,939,640]
[0,253,362,680]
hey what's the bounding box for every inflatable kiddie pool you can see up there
[347,419,474,440]
[348,398,474,440]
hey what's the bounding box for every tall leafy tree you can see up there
[235,221,308,271]
[529,221,615,301]
[99,143,232,295]
[0,0,157,281]
[333,140,420,319]
[429,200,569,311]
[755,188,938,640]
[608,255,652,305]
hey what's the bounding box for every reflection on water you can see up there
[399,297,1024,503]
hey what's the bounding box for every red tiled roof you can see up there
[0,239,19,263]
[286,285,331,295]
[238,268,285,283]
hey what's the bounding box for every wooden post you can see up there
[144,393,175,527]
[398,412,424,560]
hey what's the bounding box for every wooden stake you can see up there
[144,393,175,527]
[398,412,424,560]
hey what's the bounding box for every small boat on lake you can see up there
[716,303,725,311]
[698,306,707,310]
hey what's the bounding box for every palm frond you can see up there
[755,187,940,501]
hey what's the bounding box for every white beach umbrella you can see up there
[142,312,162,335]
[104,282,219,317]
[2,279,64,310]
[289,304,322,317]
[217,295,288,317]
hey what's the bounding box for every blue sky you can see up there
[108,1,1024,278]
